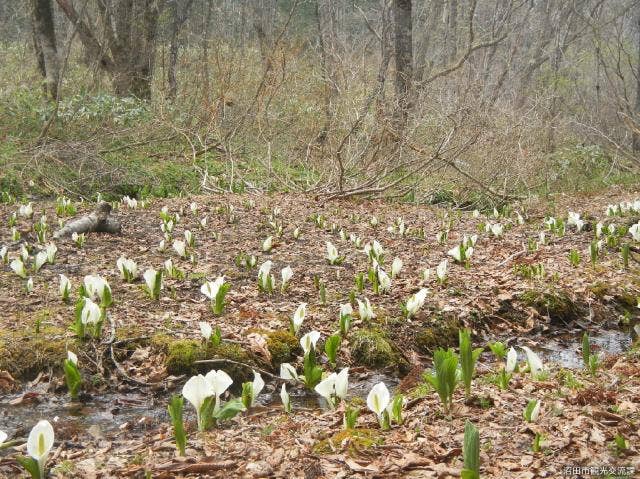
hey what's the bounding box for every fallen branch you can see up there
[53,202,121,238]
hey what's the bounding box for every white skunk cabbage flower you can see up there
[521,346,544,376]
[84,275,111,304]
[116,256,138,281]
[67,350,78,365]
[406,288,428,318]
[436,259,448,282]
[19,202,34,218]
[257,260,274,290]
[199,322,212,341]
[248,371,265,406]
[10,258,27,279]
[281,266,293,290]
[262,236,273,252]
[325,241,342,264]
[34,251,48,272]
[378,268,392,293]
[314,368,349,408]
[300,331,321,355]
[204,369,233,404]
[490,223,504,237]
[567,212,584,232]
[27,420,54,479]
[629,223,640,242]
[357,297,375,321]
[59,274,71,300]
[391,258,403,278]
[81,298,101,325]
[292,303,307,334]
[200,276,225,300]
[505,347,517,373]
[46,243,57,264]
[280,363,299,380]
[367,382,390,417]
[182,374,214,431]
[172,239,186,258]
[280,384,292,413]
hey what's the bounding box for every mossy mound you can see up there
[266,330,301,366]
[519,289,581,324]
[589,282,638,311]
[152,335,257,384]
[350,329,408,372]
[0,326,76,379]
[415,313,460,353]
[312,429,383,456]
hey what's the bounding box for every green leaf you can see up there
[462,420,480,478]
[459,329,480,399]
[167,395,186,456]
[213,398,246,421]
[324,334,341,367]
[16,456,41,479]
[63,359,82,399]
[241,382,254,409]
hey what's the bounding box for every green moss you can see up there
[266,330,301,366]
[0,325,75,379]
[351,329,407,371]
[312,429,383,456]
[589,282,610,299]
[519,289,580,323]
[153,335,257,383]
[415,313,460,353]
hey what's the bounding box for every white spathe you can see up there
[300,331,321,355]
[199,322,212,340]
[367,382,390,417]
[521,346,544,375]
[506,347,517,373]
[292,303,307,333]
[204,369,233,399]
[200,276,225,300]
[357,297,375,321]
[27,420,54,475]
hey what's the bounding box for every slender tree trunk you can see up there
[30,0,59,99]
[316,0,339,143]
[167,0,194,101]
[447,0,458,63]
[393,0,413,133]
[634,12,640,153]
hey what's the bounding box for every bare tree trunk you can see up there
[30,0,59,99]
[167,0,194,101]
[447,0,458,63]
[393,0,413,133]
[55,0,159,99]
[634,11,640,153]
[316,0,339,143]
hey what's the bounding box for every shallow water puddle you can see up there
[0,372,399,438]
[529,326,636,369]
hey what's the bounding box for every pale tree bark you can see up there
[446,0,458,64]
[634,10,640,153]
[167,0,194,101]
[55,0,160,99]
[393,0,413,132]
[30,0,60,99]
[316,0,340,143]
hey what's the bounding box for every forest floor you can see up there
[0,187,639,478]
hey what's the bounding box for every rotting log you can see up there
[53,202,121,238]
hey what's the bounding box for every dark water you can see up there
[0,372,399,439]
